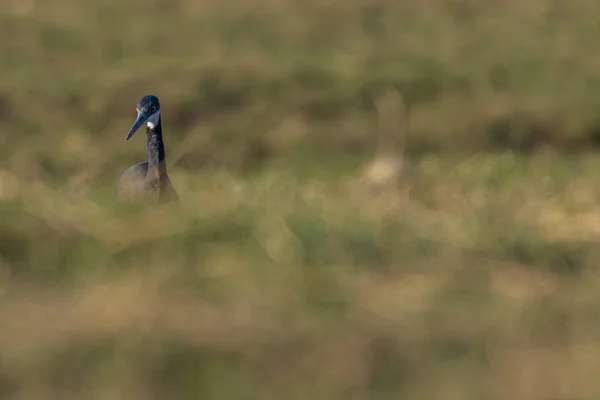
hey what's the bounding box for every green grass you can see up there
[3,0,600,398]
[2,153,600,398]
[3,0,600,168]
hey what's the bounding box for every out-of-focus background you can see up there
[2,0,600,398]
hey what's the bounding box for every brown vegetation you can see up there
[1,0,600,398]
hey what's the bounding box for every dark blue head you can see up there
[126,95,161,141]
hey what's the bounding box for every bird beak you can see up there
[126,111,148,141]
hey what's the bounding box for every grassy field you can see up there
[2,0,600,398]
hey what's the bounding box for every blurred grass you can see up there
[2,0,600,398]
[3,0,600,173]
[3,153,600,399]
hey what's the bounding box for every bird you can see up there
[116,95,178,204]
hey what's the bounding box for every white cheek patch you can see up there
[146,110,160,129]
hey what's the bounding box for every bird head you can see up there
[126,95,161,141]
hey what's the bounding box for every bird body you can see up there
[116,95,178,204]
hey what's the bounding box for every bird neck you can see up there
[146,117,167,178]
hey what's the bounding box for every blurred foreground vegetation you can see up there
[2,0,600,398]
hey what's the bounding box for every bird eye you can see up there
[152,106,157,112]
